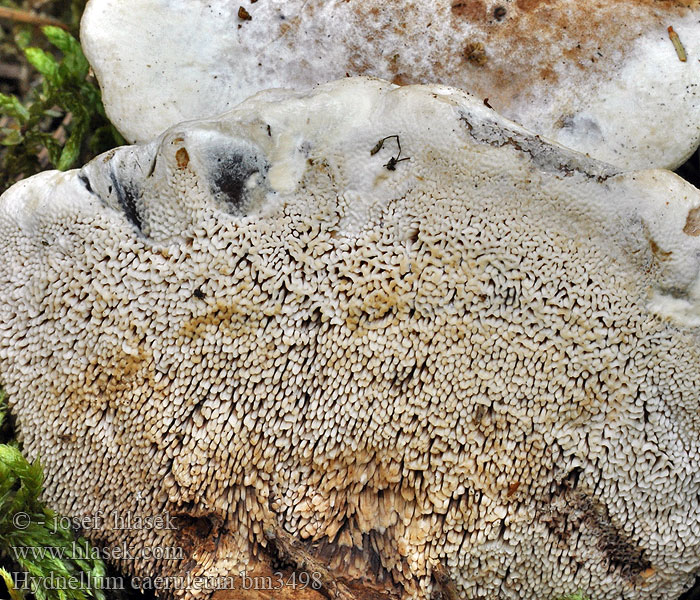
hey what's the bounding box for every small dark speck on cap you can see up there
[238,6,252,20]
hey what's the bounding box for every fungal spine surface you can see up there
[1,78,700,599]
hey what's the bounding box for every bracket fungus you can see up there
[1,78,700,599]
[80,0,700,170]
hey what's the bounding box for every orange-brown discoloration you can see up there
[325,0,699,126]
[516,0,549,11]
[347,52,376,80]
[451,0,486,20]
[175,147,189,169]
[649,238,673,261]
[391,72,412,85]
[539,66,557,82]
[507,481,521,496]
[684,207,700,236]
[180,302,243,339]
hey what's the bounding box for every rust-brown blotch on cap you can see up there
[80,0,700,170]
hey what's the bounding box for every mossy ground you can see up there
[0,0,123,194]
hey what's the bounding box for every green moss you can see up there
[0,24,123,192]
[558,592,591,600]
[0,391,107,600]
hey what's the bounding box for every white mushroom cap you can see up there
[80,0,700,170]
[2,78,700,599]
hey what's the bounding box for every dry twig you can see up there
[0,6,69,30]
